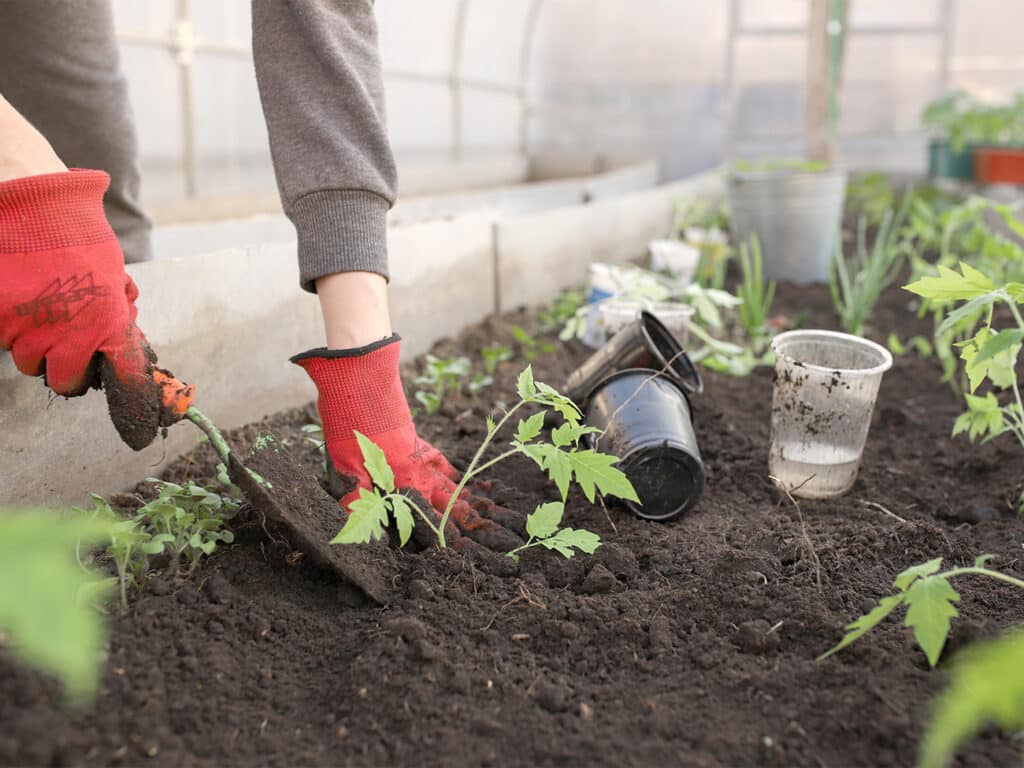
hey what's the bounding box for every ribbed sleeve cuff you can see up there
[0,169,115,254]
[288,189,390,292]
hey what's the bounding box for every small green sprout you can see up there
[506,501,601,561]
[414,355,471,414]
[511,326,556,362]
[301,423,329,481]
[736,236,776,353]
[481,344,514,375]
[819,554,1024,668]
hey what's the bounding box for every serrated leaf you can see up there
[818,594,904,661]
[526,501,564,539]
[485,415,497,435]
[936,292,996,336]
[515,412,546,444]
[567,450,641,504]
[905,263,995,302]
[904,575,960,667]
[541,448,574,500]
[549,527,602,555]
[391,495,415,547]
[972,328,1024,366]
[516,366,537,400]
[894,557,943,591]
[354,431,394,493]
[551,422,600,448]
[539,538,578,558]
[919,628,1024,768]
[332,488,388,544]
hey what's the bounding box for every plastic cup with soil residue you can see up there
[768,329,892,498]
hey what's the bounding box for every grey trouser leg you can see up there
[252,0,397,291]
[0,0,152,263]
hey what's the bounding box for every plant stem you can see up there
[465,449,522,479]
[184,406,271,489]
[943,567,1024,591]
[437,401,527,547]
[506,536,537,560]
[384,493,439,537]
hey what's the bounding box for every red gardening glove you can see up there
[292,335,523,551]
[0,169,189,449]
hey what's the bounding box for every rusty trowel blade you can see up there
[228,445,397,605]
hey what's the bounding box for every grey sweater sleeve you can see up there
[251,0,397,291]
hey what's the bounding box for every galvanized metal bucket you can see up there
[726,168,847,284]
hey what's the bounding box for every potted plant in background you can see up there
[972,93,1024,185]
[726,158,847,284]
[922,90,977,180]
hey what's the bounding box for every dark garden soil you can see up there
[4,280,1024,768]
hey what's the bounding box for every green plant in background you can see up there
[481,343,513,375]
[732,158,830,174]
[538,288,585,333]
[830,196,910,336]
[820,554,1024,668]
[79,495,164,610]
[918,627,1024,768]
[905,263,1024,508]
[506,501,601,561]
[332,366,636,552]
[887,332,933,358]
[301,422,329,481]
[845,172,894,229]
[921,90,975,152]
[672,197,730,237]
[736,236,775,353]
[0,511,113,705]
[511,325,556,362]
[903,197,1024,389]
[414,354,471,414]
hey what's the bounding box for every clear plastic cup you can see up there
[599,300,694,345]
[648,240,699,285]
[768,330,893,498]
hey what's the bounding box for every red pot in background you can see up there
[973,146,1024,184]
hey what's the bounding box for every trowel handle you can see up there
[153,369,196,418]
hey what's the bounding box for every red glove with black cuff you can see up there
[292,335,523,551]
[0,170,187,449]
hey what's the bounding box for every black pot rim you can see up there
[637,310,704,395]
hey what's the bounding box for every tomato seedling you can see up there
[506,501,600,561]
[820,554,1024,667]
[414,354,471,414]
[332,366,638,554]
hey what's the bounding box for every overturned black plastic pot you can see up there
[565,310,702,409]
[585,369,704,522]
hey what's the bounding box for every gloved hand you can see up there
[293,335,523,551]
[0,169,190,449]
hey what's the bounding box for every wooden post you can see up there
[806,0,848,163]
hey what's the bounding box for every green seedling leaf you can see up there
[546,527,601,555]
[391,495,416,547]
[526,501,564,539]
[551,422,601,449]
[974,553,996,568]
[569,450,641,504]
[354,431,395,493]
[517,366,537,399]
[953,393,1005,442]
[903,576,960,667]
[818,594,904,661]
[515,412,546,444]
[333,488,389,544]
[919,628,1024,768]
[894,557,944,591]
[905,263,996,302]
[972,328,1024,366]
